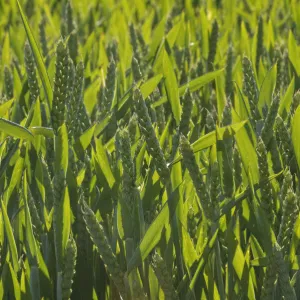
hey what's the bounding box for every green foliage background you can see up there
[0,0,300,299]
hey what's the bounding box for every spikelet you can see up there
[273,243,296,299]
[75,190,87,255]
[68,147,78,179]
[51,41,69,134]
[275,115,292,166]
[81,201,127,298]
[170,89,193,161]
[179,89,193,137]
[279,170,293,204]
[165,11,174,34]
[225,44,234,98]
[151,252,179,300]
[280,49,290,91]
[117,128,135,212]
[46,137,55,175]
[65,2,74,36]
[146,97,157,125]
[40,156,54,210]
[27,189,43,240]
[274,45,283,92]
[187,207,198,241]
[180,62,188,87]
[133,136,145,164]
[233,147,243,189]
[104,58,116,113]
[127,113,137,144]
[260,247,278,300]
[13,57,22,81]
[134,88,170,184]
[25,0,34,18]
[206,110,216,133]
[137,30,148,58]
[210,161,220,219]
[170,130,180,163]
[144,201,162,228]
[180,135,212,221]
[221,102,234,198]
[24,43,40,106]
[262,103,269,119]
[73,62,90,138]
[190,65,197,81]
[82,155,92,198]
[39,14,49,65]
[288,90,300,127]
[174,46,184,71]
[256,138,274,224]
[65,1,78,62]
[4,66,13,99]
[256,16,264,71]
[66,59,75,130]
[196,60,204,77]
[261,94,280,146]
[242,57,259,120]
[66,59,76,139]
[67,58,75,99]
[132,57,142,82]
[184,45,191,71]
[62,237,77,300]
[115,141,139,236]
[207,20,219,72]
[60,4,68,38]
[269,137,282,174]
[129,24,139,59]
[153,89,166,135]
[106,40,119,62]
[292,90,300,114]
[277,189,299,256]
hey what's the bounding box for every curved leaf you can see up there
[170,120,247,165]
[0,118,33,140]
[29,127,54,138]
[0,99,14,117]
[153,68,224,108]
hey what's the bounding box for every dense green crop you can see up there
[1,0,300,299]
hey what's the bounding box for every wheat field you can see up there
[0,0,300,299]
